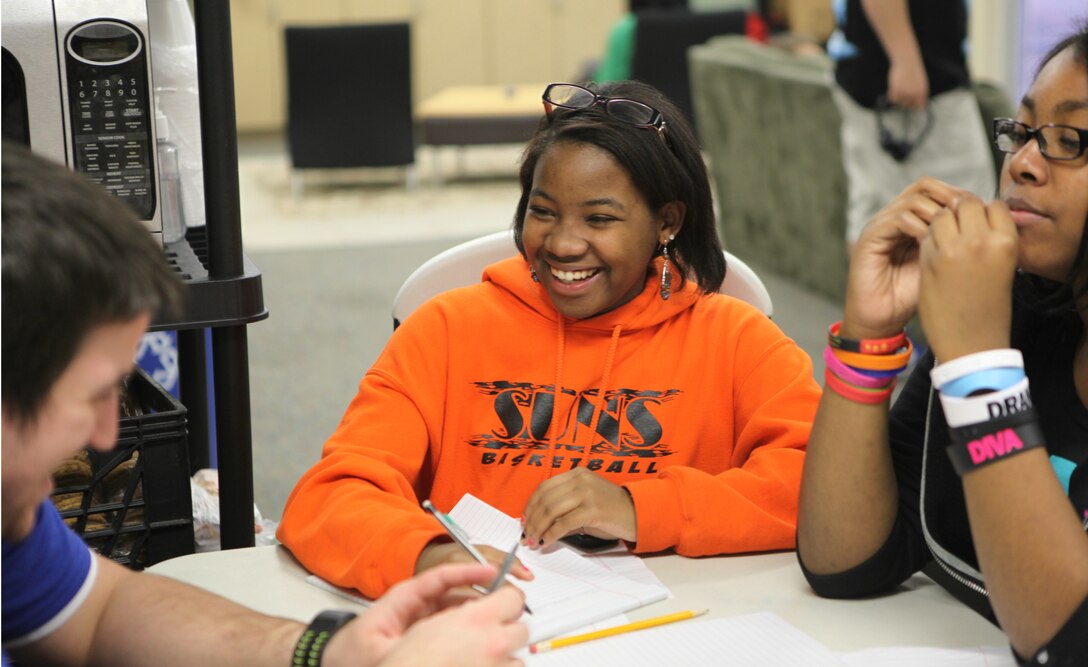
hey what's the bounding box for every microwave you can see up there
[2,0,162,236]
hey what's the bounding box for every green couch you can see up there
[690,35,1011,302]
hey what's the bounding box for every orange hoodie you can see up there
[278,256,821,598]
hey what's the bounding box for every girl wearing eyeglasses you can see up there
[278,80,821,600]
[797,22,1088,665]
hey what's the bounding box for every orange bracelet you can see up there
[825,369,896,404]
[830,338,913,371]
[828,321,907,354]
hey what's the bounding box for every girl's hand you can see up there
[918,195,1018,362]
[843,177,969,340]
[522,468,636,549]
[415,543,531,583]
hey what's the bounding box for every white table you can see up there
[148,546,1006,652]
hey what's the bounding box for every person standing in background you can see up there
[828,0,995,248]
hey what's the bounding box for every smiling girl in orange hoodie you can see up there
[278,81,821,598]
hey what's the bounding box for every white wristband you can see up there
[930,349,1024,390]
[939,376,1032,428]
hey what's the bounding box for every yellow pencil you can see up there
[528,609,709,654]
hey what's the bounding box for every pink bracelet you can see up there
[824,345,894,389]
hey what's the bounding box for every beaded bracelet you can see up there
[824,368,896,404]
[828,321,907,354]
[830,338,914,372]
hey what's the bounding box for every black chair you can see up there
[630,9,748,127]
[284,23,414,186]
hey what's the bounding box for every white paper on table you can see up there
[525,612,844,666]
[838,645,1016,667]
[579,542,673,599]
[304,574,372,607]
[448,493,670,644]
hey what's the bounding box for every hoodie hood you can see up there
[482,255,704,331]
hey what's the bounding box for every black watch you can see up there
[292,610,358,667]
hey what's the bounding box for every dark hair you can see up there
[1020,20,1088,314]
[1,142,185,424]
[512,80,726,294]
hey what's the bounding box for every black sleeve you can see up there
[799,353,936,598]
[1016,593,1088,666]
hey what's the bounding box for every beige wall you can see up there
[230,0,625,132]
[968,0,1020,107]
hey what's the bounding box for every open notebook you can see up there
[447,493,670,644]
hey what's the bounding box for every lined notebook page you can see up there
[524,612,844,666]
[448,493,669,594]
[449,494,670,644]
[581,544,672,597]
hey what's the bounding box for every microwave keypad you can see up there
[66,60,155,220]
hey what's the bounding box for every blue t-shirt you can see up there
[2,501,96,661]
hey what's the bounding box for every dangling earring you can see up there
[530,267,539,283]
[660,234,675,300]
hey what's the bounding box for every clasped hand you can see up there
[917,194,1018,361]
[846,178,1018,360]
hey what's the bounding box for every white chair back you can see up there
[392,230,773,327]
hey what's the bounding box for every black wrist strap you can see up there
[292,610,357,667]
[946,414,1046,477]
[949,407,1040,442]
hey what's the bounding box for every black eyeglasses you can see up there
[993,118,1088,161]
[542,83,668,139]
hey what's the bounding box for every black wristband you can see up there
[949,406,1040,443]
[292,610,357,667]
[946,416,1046,477]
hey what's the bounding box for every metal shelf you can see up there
[154,227,267,331]
[159,3,262,551]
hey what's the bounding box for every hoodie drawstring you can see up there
[585,325,622,458]
[544,320,623,480]
[545,317,566,482]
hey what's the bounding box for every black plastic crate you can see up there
[51,368,194,569]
